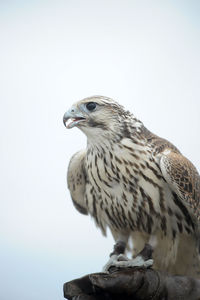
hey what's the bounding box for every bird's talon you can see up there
[117,254,129,261]
[103,255,153,271]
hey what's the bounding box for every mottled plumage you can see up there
[64,96,200,277]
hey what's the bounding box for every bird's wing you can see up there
[159,149,200,222]
[67,150,88,215]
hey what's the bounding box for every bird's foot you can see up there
[102,243,154,273]
[102,254,153,272]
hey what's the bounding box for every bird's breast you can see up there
[84,141,193,238]
[85,143,162,230]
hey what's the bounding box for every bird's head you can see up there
[63,96,142,142]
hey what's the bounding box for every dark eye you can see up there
[86,102,96,111]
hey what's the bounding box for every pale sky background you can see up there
[0,0,200,299]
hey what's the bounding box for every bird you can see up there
[63,95,200,277]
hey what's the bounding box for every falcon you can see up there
[63,95,200,277]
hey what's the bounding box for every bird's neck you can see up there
[86,116,144,150]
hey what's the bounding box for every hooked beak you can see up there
[63,107,86,129]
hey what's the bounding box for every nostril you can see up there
[71,108,75,113]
